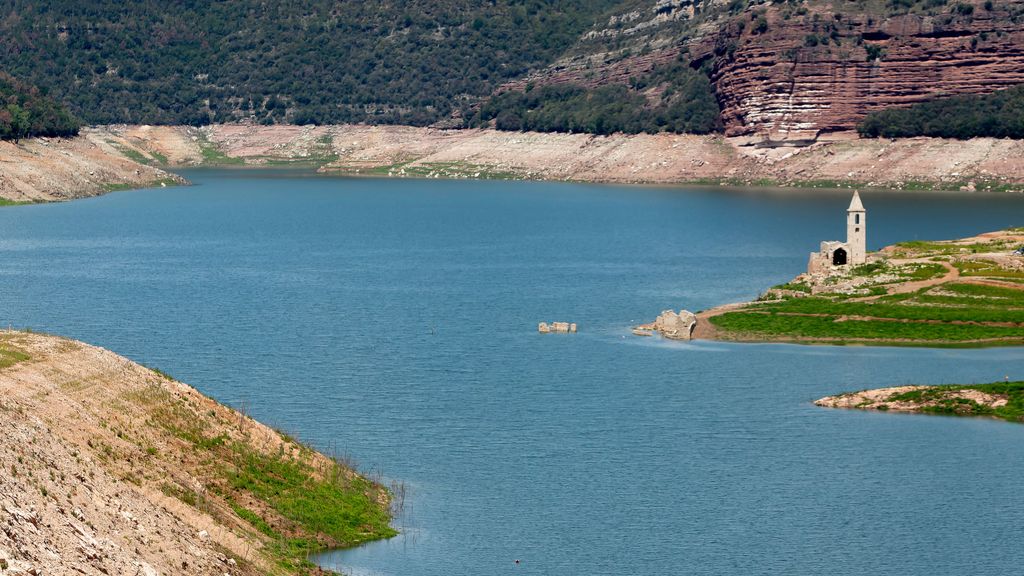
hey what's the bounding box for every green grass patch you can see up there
[0,347,29,370]
[0,198,34,207]
[231,502,277,538]
[712,277,1024,346]
[772,282,812,293]
[894,239,1013,256]
[100,178,179,194]
[227,444,396,548]
[956,259,1024,281]
[141,383,396,571]
[711,311,1024,344]
[114,145,153,165]
[197,135,245,165]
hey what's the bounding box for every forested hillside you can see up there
[858,85,1024,139]
[0,73,79,141]
[0,0,621,126]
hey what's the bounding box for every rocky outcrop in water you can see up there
[637,309,698,340]
[539,322,578,333]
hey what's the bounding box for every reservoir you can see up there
[1,170,1023,575]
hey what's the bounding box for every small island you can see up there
[816,381,1024,423]
[642,193,1024,347]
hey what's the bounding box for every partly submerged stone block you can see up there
[538,322,577,334]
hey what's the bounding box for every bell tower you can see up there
[846,191,866,265]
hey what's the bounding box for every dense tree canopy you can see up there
[0,0,623,126]
[468,60,723,135]
[858,85,1024,139]
[0,74,80,141]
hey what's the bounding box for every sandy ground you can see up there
[0,331,377,576]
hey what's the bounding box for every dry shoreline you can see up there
[4,124,1024,203]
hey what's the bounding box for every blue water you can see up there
[1,170,1023,576]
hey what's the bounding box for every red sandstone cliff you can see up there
[693,0,1024,141]
[502,0,1024,142]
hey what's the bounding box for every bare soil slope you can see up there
[102,125,1024,191]
[0,136,182,203]
[0,331,393,575]
[6,124,1024,204]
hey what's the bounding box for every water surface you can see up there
[1,171,1022,575]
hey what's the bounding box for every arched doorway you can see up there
[832,248,848,266]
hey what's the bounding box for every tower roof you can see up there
[847,190,865,212]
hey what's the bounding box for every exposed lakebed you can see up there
[1,170,1023,575]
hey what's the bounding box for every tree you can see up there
[7,105,29,143]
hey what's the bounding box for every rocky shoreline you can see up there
[816,381,1024,423]
[5,124,1024,203]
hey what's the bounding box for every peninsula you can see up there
[642,215,1024,347]
[0,331,395,575]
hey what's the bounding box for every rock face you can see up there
[652,309,698,340]
[692,1,1024,140]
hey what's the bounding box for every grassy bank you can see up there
[131,370,396,574]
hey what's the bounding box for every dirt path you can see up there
[692,302,753,340]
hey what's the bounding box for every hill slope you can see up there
[5,0,1024,141]
[0,0,621,126]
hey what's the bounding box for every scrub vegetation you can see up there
[0,0,622,126]
[469,59,723,135]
